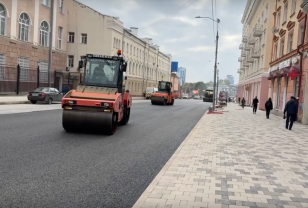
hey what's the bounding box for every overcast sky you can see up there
[78,0,246,84]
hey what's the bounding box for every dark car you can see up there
[28,87,63,104]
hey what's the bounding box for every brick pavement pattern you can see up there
[132,103,308,208]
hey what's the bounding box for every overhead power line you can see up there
[139,0,199,29]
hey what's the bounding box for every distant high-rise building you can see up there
[226,75,234,85]
[177,67,186,86]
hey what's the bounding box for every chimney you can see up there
[130,27,138,37]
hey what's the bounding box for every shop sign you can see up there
[279,59,290,69]
[270,65,278,72]
[288,68,299,80]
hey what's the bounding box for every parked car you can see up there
[173,90,180,99]
[194,95,200,99]
[182,93,188,99]
[28,87,63,104]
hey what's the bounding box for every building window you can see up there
[265,4,268,20]
[68,32,74,43]
[280,39,284,57]
[123,41,125,51]
[0,53,5,80]
[273,44,278,61]
[261,30,266,45]
[277,12,281,27]
[19,13,30,41]
[288,33,293,52]
[59,0,64,13]
[81,33,87,44]
[299,26,304,45]
[38,61,48,82]
[58,27,62,49]
[293,76,299,97]
[40,21,49,47]
[261,12,264,21]
[291,0,296,14]
[283,3,288,22]
[68,55,74,67]
[18,57,29,81]
[130,45,132,54]
[42,0,50,7]
[0,4,6,35]
[127,43,129,52]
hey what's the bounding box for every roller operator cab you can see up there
[61,50,132,135]
[151,81,175,105]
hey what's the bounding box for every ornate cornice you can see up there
[279,29,286,37]
[286,21,296,31]
[273,35,279,42]
[277,6,281,12]
[297,10,305,22]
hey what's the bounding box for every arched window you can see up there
[19,13,30,41]
[0,4,6,35]
[40,21,49,46]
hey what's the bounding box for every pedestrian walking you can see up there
[252,96,259,114]
[283,96,298,130]
[265,98,273,119]
[238,97,241,106]
[241,97,246,109]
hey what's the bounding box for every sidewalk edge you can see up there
[132,110,209,208]
[0,101,30,105]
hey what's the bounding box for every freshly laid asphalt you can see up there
[0,99,209,208]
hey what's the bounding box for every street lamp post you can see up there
[196,16,220,111]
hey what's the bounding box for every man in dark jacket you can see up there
[283,96,298,130]
[252,96,259,114]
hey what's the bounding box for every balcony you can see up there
[248,36,256,45]
[244,44,252,51]
[238,57,243,62]
[242,35,248,42]
[247,55,254,63]
[242,59,250,67]
[241,51,247,57]
[302,0,308,14]
[251,50,260,58]
[253,25,263,37]
[239,44,244,49]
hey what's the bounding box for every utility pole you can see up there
[216,65,219,104]
[213,25,220,111]
[195,16,220,111]
[48,0,54,87]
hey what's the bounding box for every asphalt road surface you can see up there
[0,99,209,208]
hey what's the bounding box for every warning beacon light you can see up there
[117,49,122,56]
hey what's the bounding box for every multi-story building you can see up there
[237,0,275,109]
[267,0,308,123]
[66,0,172,96]
[0,0,67,93]
[177,67,186,86]
[226,75,234,85]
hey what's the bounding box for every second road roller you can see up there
[61,50,132,135]
[151,81,175,105]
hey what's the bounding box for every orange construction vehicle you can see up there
[151,81,175,105]
[61,50,132,135]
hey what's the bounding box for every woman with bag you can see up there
[265,98,273,119]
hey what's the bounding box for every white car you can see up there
[194,95,200,99]
[182,94,188,99]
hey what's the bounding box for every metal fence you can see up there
[0,64,55,94]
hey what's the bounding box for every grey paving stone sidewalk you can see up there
[132,103,308,208]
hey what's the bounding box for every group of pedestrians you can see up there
[238,96,299,130]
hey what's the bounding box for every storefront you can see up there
[268,56,300,117]
[237,74,269,110]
